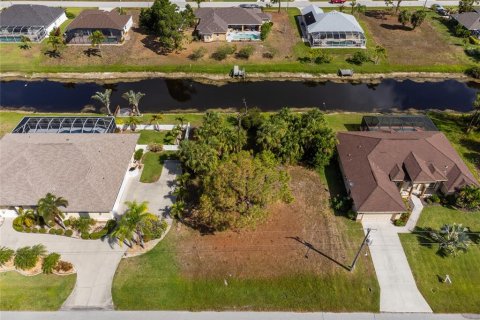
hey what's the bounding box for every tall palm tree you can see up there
[373,45,387,65]
[37,193,68,226]
[111,201,157,247]
[92,89,112,115]
[88,30,105,55]
[125,116,141,131]
[467,91,480,133]
[122,90,146,116]
[430,224,472,257]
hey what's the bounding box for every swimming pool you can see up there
[227,32,261,41]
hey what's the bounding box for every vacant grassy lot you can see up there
[0,272,76,310]
[0,8,474,73]
[113,166,379,311]
[400,206,480,313]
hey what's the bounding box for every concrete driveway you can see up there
[362,221,432,313]
[0,221,126,310]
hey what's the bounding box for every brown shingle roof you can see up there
[194,8,271,35]
[0,133,138,213]
[66,9,131,31]
[337,131,478,213]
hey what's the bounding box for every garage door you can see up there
[360,213,394,223]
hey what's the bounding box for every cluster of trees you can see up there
[91,89,146,116]
[455,184,480,210]
[346,46,387,65]
[459,0,477,13]
[398,10,427,30]
[176,109,337,231]
[139,0,196,53]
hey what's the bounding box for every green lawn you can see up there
[137,130,173,145]
[400,206,480,313]
[0,272,76,310]
[112,221,379,311]
[140,151,176,183]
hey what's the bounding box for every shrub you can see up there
[262,51,275,59]
[467,66,480,79]
[346,209,357,220]
[89,229,107,240]
[148,143,163,153]
[31,228,39,233]
[13,224,24,232]
[81,232,90,240]
[394,212,411,226]
[39,228,47,234]
[314,51,333,64]
[410,10,426,29]
[0,247,14,266]
[455,184,480,210]
[347,51,370,65]
[454,24,470,38]
[134,148,144,161]
[63,219,71,227]
[65,10,76,19]
[426,194,441,204]
[47,221,56,228]
[14,245,46,270]
[188,47,207,61]
[236,45,255,60]
[42,253,60,274]
[64,229,73,237]
[469,36,480,45]
[69,217,95,233]
[211,44,236,61]
[105,219,117,234]
[49,228,56,235]
[143,219,168,241]
[260,21,273,40]
[331,195,353,212]
[24,228,32,233]
[55,260,73,273]
[55,228,64,235]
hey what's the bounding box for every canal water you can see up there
[0,78,477,112]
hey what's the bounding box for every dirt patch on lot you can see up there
[360,11,465,66]
[174,166,364,279]
[39,10,298,69]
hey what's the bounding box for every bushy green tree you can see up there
[178,140,219,175]
[459,0,475,13]
[197,151,292,230]
[398,10,411,27]
[410,10,427,29]
[0,247,14,266]
[139,0,185,53]
[455,184,480,210]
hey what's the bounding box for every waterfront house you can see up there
[0,122,138,220]
[300,5,366,48]
[65,9,133,44]
[451,9,480,39]
[194,7,271,42]
[0,4,67,42]
[337,131,478,222]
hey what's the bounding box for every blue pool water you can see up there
[228,32,260,41]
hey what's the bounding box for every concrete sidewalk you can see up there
[362,221,432,313]
[0,311,472,320]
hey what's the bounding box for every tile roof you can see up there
[194,8,270,35]
[0,4,64,27]
[66,9,132,31]
[337,131,478,213]
[0,133,139,213]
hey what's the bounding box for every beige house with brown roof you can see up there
[337,131,478,221]
[65,9,133,44]
[194,8,271,42]
[0,133,138,220]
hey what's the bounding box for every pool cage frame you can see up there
[0,25,47,42]
[308,31,366,48]
[12,116,117,134]
[361,115,439,132]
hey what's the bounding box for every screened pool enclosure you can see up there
[12,116,117,134]
[307,31,366,48]
[0,25,47,42]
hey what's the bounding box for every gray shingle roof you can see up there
[0,133,139,213]
[0,4,64,27]
[452,11,480,31]
[194,8,271,35]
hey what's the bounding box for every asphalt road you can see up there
[0,0,461,9]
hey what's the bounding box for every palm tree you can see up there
[430,224,472,256]
[372,45,387,65]
[15,207,38,228]
[350,0,357,14]
[194,0,204,8]
[125,116,141,131]
[122,90,146,116]
[92,89,112,115]
[467,91,480,133]
[19,36,31,50]
[88,30,105,55]
[175,116,187,127]
[47,34,63,55]
[37,193,68,226]
[111,201,157,247]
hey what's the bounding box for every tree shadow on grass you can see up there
[83,48,102,57]
[344,123,361,131]
[44,50,61,58]
[140,32,171,56]
[286,236,351,271]
[380,24,412,31]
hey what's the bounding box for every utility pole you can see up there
[349,228,372,271]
